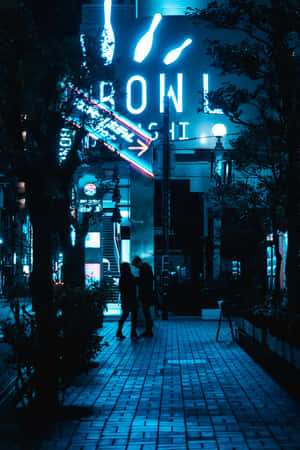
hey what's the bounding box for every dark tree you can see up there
[188,0,300,312]
[0,1,113,408]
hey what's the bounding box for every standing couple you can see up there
[116,256,154,340]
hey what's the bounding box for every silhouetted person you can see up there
[116,263,138,340]
[132,256,154,337]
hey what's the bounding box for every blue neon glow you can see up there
[134,13,162,63]
[58,127,73,163]
[66,86,154,178]
[80,34,87,61]
[159,73,183,113]
[69,85,152,140]
[203,74,223,114]
[101,0,115,65]
[126,76,147,114]
[163,38,192,65]
[178,122,189,140]
[100,81,115,109]
[71,226,76,247]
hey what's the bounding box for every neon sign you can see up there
[101,0,115,65]
[134,13,162,63]
[58,127,74,163]
[93,13,231,147]
[203,74,223,115]
[163,38,192,65]
[67,85,154,177]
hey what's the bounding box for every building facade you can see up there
[78,0,243,303]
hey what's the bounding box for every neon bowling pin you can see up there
[134,13,162,63]
[163,38,192,65]
[101,0,115,65]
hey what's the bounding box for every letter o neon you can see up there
[126,76,147,115]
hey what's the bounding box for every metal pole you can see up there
[160,97,170,318]
[162,96,170,256]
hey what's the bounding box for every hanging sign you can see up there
[66,85,154,177]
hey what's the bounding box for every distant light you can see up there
[163,38,192,65]
[17,181,25,193]
[85,232,101,248]
[134,13,162,63]
[212,124,227,137]
[0,238,3,245]
[23,265,30,274]
[71,227,76,247]
[17,198,26,209]
[84,183,97,196]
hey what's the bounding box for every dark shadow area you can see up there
[165,281,202,315]
[0,404,97,425]
[238,330,300,403]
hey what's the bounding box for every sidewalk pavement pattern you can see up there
[1,317,300,450]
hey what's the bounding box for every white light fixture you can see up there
[212,123,227,137]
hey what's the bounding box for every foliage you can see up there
[187,0,299,205]
[0,2,119,408]
[0,282,111,408]
[0,1,114,248]
[89,276,116,309]
[188,0,299,308]
[244,299,300,347]
[188,0,299,219]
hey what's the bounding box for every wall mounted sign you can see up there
[79,198,103,213]
[81,12,242,150]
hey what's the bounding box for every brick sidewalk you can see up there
[1,318,300,449]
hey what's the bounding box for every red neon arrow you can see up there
[128,139,149,157]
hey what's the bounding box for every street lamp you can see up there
[211,124,227,180]
[212,123,227,146]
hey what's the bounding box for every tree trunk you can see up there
[63,244,85,288]
[29,188,59,410]
[287,138,300,313]
[273,229,282,307]
[63,211,92,288]
[76,229,86,287]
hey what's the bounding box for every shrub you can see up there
[1,281,111,407]
[243,301,300,348]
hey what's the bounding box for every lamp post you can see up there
[211,124,227,280]
[160,96,170,319]
[211,124,227,182]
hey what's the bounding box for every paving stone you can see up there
[1,319,300,449]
